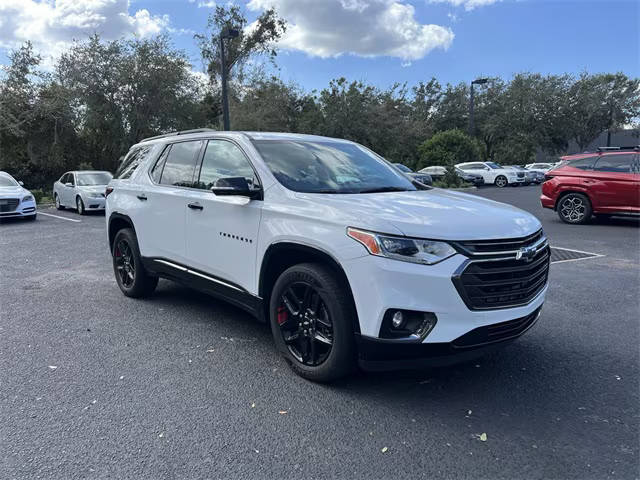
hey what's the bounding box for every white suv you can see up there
[456,161,525,187]
[106,130,549,381]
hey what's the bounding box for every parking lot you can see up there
[1,185,638,479]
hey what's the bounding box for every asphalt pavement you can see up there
[1,185,638,479]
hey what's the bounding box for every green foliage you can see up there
[417,129,481,170]
[0,8,638,191]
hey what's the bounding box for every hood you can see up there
[0,186,28,197]
[78,185,107,194]
[295,188,541,241]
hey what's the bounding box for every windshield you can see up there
[77,172,112,186]
[253,140,416,194]
[0,175,18,187]
[393,163,412,173]
[486,162,503,169]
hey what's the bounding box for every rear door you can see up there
[184,138,262,293]
[590,153,639,212]
[133,140,204,264]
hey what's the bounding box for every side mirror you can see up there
[211,177,262,200]
[18,180,24,186]
[484,167,490,171]
[65,182,73,187]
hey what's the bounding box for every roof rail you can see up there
[140,128,217,143]
[596,145,640,152]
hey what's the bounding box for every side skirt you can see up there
[141,257,264,320]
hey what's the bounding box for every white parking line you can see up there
[39,212,81,223]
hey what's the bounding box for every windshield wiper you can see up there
[356,186,410,194]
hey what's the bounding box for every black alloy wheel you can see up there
[277,280,334,366]
[111,228,158,297]
[269,263,355,382]
[114,238,136,288]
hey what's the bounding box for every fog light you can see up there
[391,311,404,329]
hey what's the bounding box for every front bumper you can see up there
[343,251,548,369]
[83,196,106,210]
[0,200,36,218]
[357,307,542,371]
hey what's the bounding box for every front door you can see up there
[185,139,262,294]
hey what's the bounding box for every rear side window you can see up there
[116,145,154,179]
[159,140,203,187]
[568,156,596,170]
[593,154,633,173]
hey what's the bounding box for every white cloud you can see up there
[429,0,502,12]
[0,0,170,62]
[247,0,454,61]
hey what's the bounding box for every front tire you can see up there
[76,196,85,215]
[557,193,592,224]
[112,228,158,297]
[495,175,508,188]
[269,263,355,382]
[26,214,37,221]
[54,194,64,210]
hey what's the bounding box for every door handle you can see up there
[188,202,204,210]
[136,194,147,201]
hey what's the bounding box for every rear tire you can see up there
[269,263,356,382]
[495,175,508,188]
[557,193,592,224]
[112,228,158,298]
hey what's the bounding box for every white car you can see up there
[0,171,37,220]
[525,163,554,174]
[419,166,447,180]
[53,170,112,214]
[456,161,525,187]
[106,131,549,382]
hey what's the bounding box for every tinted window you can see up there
[568,156,596,170]
[68,174,75,186]
[160,141,202,187]
[486,162,502,169]
[77,172,112,186]
[253,140,415,194]
[150,145,170,183]
[633,154,640,174]
[394,163,412,173]
[195,140,257,190]
[593,154,633,173]
[116,145,153,180]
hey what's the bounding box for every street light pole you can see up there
[219,28,239,131]
[468,78,488,136]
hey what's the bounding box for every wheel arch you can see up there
[259,242,360,333]
[554,189,593,211]
[108,213,136,252]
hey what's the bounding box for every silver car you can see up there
[53,170,112,214]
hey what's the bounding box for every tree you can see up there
[417,129,481,170]
[195,4,286,87]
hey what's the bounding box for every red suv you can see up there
[541,146,640,224]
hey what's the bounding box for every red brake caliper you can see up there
[277,306,288,325]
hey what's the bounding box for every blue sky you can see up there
[0,0,638,91]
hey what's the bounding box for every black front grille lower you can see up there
[451,230,550,310]
[453,307,541,348]
[0,198,19,212]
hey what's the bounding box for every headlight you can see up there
[22,195,34,202]
[347,227,457,265]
